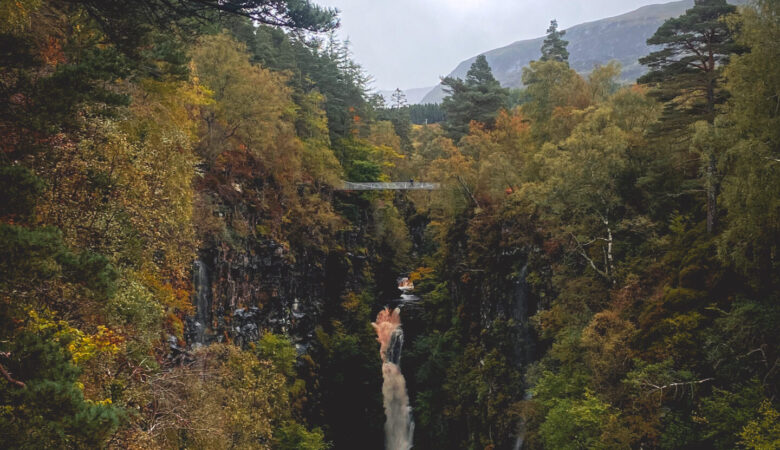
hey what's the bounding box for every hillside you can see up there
[421,0,744,103]
[3,1,778,449]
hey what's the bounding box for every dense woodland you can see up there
[1,0,779,448]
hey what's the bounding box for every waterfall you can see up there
[192,259,212,344]
[372,307,414,450]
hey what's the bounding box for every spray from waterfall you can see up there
[372,307,414,450]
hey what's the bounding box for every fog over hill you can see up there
[420,0,745,104]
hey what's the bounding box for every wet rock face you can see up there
[187,232,371,349]
[186,238,328,348]
[451,242,544,369]
[474,259,536,368]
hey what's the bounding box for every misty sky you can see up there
[316,0,667,91]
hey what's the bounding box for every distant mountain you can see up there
[378,86,437,106]
[421,0,745,104]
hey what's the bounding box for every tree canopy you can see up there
[638,0,738,121]
[440,55,509,140]
[540,19,570,63]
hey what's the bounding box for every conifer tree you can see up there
[540,19,569,63]
[72,0,338,50]
[639,0,738,120]
[639,0,739,233]
[440,55,509,140]
[391,88,408,109]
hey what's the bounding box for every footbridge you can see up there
[337,181,440,191]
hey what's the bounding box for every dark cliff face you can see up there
[456,244,542,369]
[186,192,382,349]
[187,238,374,348]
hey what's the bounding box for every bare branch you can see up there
[641,377,713,397]
[0,357,25,388]
[569,232,610,280]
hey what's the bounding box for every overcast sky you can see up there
[316,0,668,91]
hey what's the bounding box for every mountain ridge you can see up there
[421,0,745,104]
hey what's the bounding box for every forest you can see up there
[0,0,778,448]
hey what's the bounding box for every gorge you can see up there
[1,1,778,449]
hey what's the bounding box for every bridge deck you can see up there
[337,181,440,191]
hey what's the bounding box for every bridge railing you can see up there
[338,181,440,191]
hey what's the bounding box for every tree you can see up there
[440,55,509,140]
[521,59,588,142]
[0,328,122,448]
[408,103,445,124]
[377,89,413,152]
[538,391,617,450]
[536,92,655,284]
[638,0,738,118]
[638,0,739,232]
[66,0,338,52]
[390,88,407,109]
[718,0,780,288]
[192,33,295,166]
[540,19,570,63]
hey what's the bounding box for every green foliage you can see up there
[538,391,615,450]
[274,421,330,450]
[335,138,383,181]
[441,55,509,140]
[408,331,460,446]
[0,330,122,448]
[408,103,445,124]
[739,400,780,450]
[106,272,165,364]
[0,224,116,298]
[521,59,589,140]
[639,0,738,123]
[3,1,780,449]
[0,165,44,220]
[312,322,383,448]
[257,332,298,379]
[718,0,780,288]
[61,0,337,54]
[376,103,413,151]
[241,26,370,140]
[0,224,70,285]
[699,382,765,449]
[705,297,779,388]
[540,19,570,63]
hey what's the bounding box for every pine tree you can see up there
[72,0,338,51]
[638,0,739,233]
[440,55,509,140]
[0,331,122,448]
[639,0,738,120]
[540,19,569,63]
[391,88,408,109]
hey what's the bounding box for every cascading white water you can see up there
[192,259,211,344]
[373,307,414,450]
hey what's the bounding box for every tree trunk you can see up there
[606,223,615,282]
